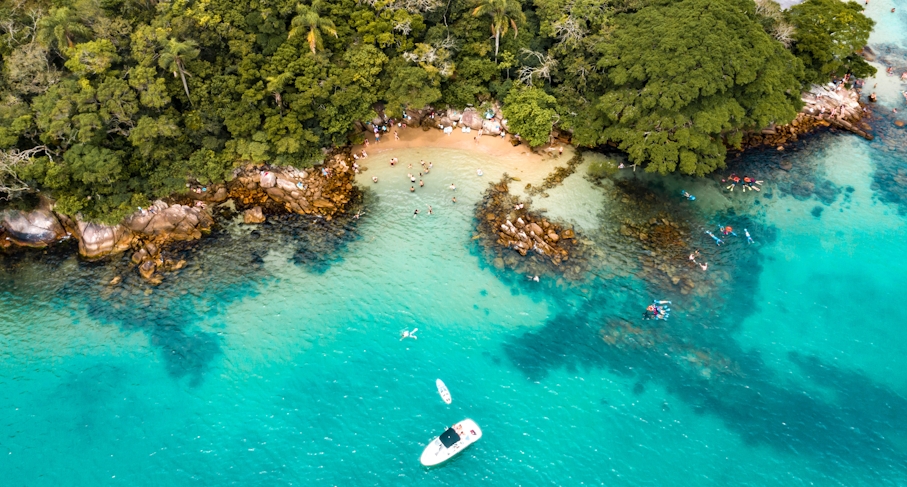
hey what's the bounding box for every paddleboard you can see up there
[436,379,452,404]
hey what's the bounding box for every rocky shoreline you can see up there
[1,153,360,283]
[0,83,877,280]
[740,84,871,151]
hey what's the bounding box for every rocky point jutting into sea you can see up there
[1,152,361,282]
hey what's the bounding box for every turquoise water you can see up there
[4,12,907,487]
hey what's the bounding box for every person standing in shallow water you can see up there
[413,209,419,217]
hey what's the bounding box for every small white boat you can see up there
[420,418,482,466]
[436,379,452,404]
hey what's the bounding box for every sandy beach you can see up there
[351,125,576,190]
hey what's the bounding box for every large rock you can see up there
[260,171,277,189]
[0,208,66,247]
[243,206,265,224]
[460,109,484,130]
[209,187,228,203]
[482,119,503,135]
[75,220,133,258]
[122,201,212,240]
[446,109,462,122]
[276,178,297,192]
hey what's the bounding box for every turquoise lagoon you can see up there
[3,10,907,487]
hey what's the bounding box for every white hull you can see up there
[436,379,452,404]
[420,419,482,466]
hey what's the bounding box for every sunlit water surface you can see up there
[3,8,907,486]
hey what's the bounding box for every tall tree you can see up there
[785,0,876,83]
[472,0,526,61]
[157,38,200,103]
[36,7,91,51]
[288,1,338,54]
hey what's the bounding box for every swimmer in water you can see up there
[689,250,700,261]
[449,183,456,190]
[428,205,433,215]
[419,180,424,187]
[699,262,708,271]
[413,209,419,217]
[452,197,457,203]
[745,228,754,244]
[400,328,418,340]
[410,186,415,192]
[372,176,378,183]
[705,230,723,246]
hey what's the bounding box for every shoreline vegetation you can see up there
[0,0,880,277]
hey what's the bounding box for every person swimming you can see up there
[699,262,708,271]
[681,190,695,201]
[372,176,378,183]
[706,230,723,246]
[720,225,737,237]
[413,209,419,216]
[745,228,754,244]
[400,328,418,340]
[449,183,456,190]
[644,301,670,320]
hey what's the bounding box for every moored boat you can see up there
[420,418,482,466]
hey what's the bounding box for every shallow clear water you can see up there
[3,11,907,487]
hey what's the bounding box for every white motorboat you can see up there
[436,379,452,404]
[420,418,482,466]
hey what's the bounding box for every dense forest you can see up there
[0,0,873,221]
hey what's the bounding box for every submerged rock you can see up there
[243,206,265,224]
[474,176,587,279]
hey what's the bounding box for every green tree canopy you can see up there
[786,0,876,83]
[573,0,804,175]
[0,0,871,219]
[502,85,557,147]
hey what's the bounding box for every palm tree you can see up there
[288,1,338,54]
[36,7,91,51]
[158,38,200,104]
[472,0,525,62]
